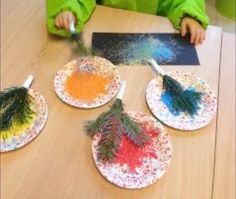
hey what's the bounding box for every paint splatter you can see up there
[0,102,37,141]
[161,87,202,116]
[161,91,180,116]
[92,33,200,65]
[113,126,159,173]
[124,37,176,64]
[65,71,112,102]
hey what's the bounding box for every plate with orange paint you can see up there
[0,89,48,152]
[54,56,121,108]
[92,111,172,189]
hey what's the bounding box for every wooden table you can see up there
[1,5,235,199]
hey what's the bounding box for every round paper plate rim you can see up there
[91,111,172,189]
[0,89,48,152]
[146,71,217,131]
[54,56,121,109]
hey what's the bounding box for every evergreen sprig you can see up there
[85,99,150,163]
[97,114,123,162]
[163,75,184,95]
[145,59,203,116]
[71,32,103,56]
[0,87,34,131]
[163,75,203,116]
[121,113,149,146]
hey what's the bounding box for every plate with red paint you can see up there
[146,71,217,130]
[54,56,121,108]
[92,111,172,189]
[0,89,48,152]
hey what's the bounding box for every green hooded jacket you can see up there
[47,0,209,37]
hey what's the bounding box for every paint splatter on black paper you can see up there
[92,33,200,65]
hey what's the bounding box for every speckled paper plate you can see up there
[146,71,217,130]
[0,89,48,152]
[54,56,120,108]
[92,111,172,189]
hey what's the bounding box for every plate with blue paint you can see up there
[146,71,217,130]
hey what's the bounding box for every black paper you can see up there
[92,33,200,65]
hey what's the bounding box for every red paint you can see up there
[114,127,159,173]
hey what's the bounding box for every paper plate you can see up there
[54,56,120,108]
[146,71,217,130]
[92,111,172,189]
[0,89,48,152]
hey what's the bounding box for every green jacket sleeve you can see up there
[159,0,209,30]
[47,0,96,37]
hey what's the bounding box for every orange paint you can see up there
[66,72,112,101]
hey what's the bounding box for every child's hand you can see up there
[55,11,76,30]
[181,17,205,45]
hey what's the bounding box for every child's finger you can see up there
[66,15,74,30]
[197,29,205,44]
[199,31,204,44]
[195,30,201,45]
[55,19,60,28]
[181,21,187,36]
[201,30,206,42]
[68,14,75,24]
[189,27,196,44]
[57,16,64,28]
[65,17,70,31]
[55,16,62,28]
[72,15,76,24]
[63,15,69,30]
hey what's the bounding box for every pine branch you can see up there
[121,113,150,146]
[163,75,203,116]
[85,99,149,163]
[0,87,19,108]
[0,87,34,131]
[85,112,111,137]
[110,99,124,113]
[97,115,123,163]
[147,59,203,116]
[71,32,91,56]
[85,99,124,136]
[167,88,203,116]
[71,33,103,56]
[163,75,183,95]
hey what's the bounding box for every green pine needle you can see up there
[110,99,124,113]
[97,115,123,162]
[163,75,183,95]
[85,99,150,163]
[176,89,203,116]
[71,33,103,56]
[163,75,203,116]
[85,112,111,137]
[0,87,34,131]
[121,113,149,146]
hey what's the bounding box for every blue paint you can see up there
[92,33,200,65]
[181,88,202,113]
[153,45,174,60]
[161,91,180,116]
[161,87,203,116]
[125,37,175,64]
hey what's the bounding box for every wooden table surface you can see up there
[1,5,235,199]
